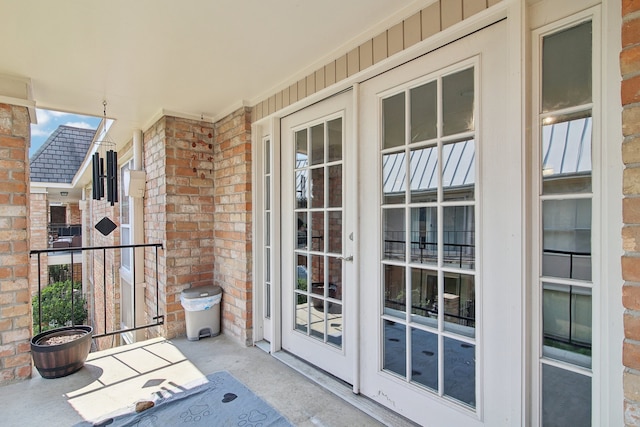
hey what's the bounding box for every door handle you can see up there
[339,255,354,262]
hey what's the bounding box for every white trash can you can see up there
[180,285,222,341]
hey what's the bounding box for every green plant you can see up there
[32,280,87,332]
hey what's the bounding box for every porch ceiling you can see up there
[1,0,426,145]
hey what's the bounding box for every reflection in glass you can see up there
[542,21,592,113]
[543,283,592,368]
[383,92,406,149]
[443,206,475,269]
[311,123,324,166]
[296,130,308,167]
[265,212,271,245]
[310,255,325,296]
[296,170,308,208]
[265,175,271,210]
[542,113,592,194]
[443,337,475,407]
[328,118,343,162]
[311,167,325,208]
[328,211,342,254]
[384,264,406,314]
[310,211,324,251]
[310,297,325,341]
[266,248,271,282]
[410,207,437,264]
[542,199,592,281]
[410,268,437,327]
[383,151,406,204]
[411,328,438,391]
[327,303,343,348]
[410,145,437,203]
[443,68,474,136]
[442,139,475,201]
[296,255,308,290]
[411,81,437,143]
[295,293,308,333]
[265,139,270,174]
[328,256,342,301]
[542,364,591,427]
[384,320,406,377]
[383,208,406,261]
[443,273,475,337]
[328,165,342,207]
[297,212,307,249]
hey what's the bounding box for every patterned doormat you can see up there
[76,371,293,427]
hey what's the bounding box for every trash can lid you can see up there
[181,285,222,300]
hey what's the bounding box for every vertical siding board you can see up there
[373,32,388,64]
[360,39,374,70]
[255,102,263,121]
[268,95,276,115]
[315,68,326,91]
[388,22,404,56]
[336,54,348,82]
[487,0,501,7]
[283,86,291,108]
[404,12,422,48]
[306,73,316,97]
[422,2,442,39]
[463,0,487,19]
[348,47,360,77]
[275,91,283,111]
[297,78,307,101]
[290,83,298,104]
[442,0,463,29]
[325,61,337,86]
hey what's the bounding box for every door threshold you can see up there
[271,350,418,427]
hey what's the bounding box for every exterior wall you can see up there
[68,203,81,225]
[213,108,253,345]
[0,103,32,383]
[143,116,215,339]
[622,1,640,423]
[252,0,502,121]
[29,193,47,295]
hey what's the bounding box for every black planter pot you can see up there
[31,325,93,379]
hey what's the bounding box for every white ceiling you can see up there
[1,0,428,146]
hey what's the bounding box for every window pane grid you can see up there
[380,66,477,409]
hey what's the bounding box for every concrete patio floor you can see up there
[0,334,417,426]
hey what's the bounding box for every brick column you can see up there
[29,192,48,295]
[622,1,640,423]
[213,107,253,346]
[0,103,32,383]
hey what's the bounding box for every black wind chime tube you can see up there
[106,150,118,205]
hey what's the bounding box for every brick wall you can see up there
[0,103,32,383]
[143,116,215,339]
[622,1,640,424]
[29,193,47,294]
[213,107,253,345]
[68,203,81,225]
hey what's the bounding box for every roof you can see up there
[29,125,96,183]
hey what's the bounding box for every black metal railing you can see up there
[30,243,164,339]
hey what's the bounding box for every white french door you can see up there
[358,20,523,425]
[281,90,355,383]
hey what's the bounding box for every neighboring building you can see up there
[1,0,639,425]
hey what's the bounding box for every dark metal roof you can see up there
[29,125,96,183]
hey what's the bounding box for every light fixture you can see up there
[92,101,118,206]
[60,191,68,197]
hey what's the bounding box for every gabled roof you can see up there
[30,125,96,184]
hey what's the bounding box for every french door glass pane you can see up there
[410,145,438,203]
[410,268,437,327]
[328,256,342,301]
[443,273,475,337]
[328,304,343,348]
[543,283,592,368]
[443,206,475,270]
[296,294,308,333]
[410,207,437,265]
[410,328,438,390]
[542,364,591,427]
[542,112,592,195]
[443,337,475,406]
[383,208,406,261]
[542,21,592,113]
[296,255,308,290]
[384,264,406,315]
[384,320,406,376]
[296,130,308,165]
[542,199,592,281]
[411,81,437,142]
[311,123,325,166]
[310,211,324,251]
[311,167,324,208]
[328,165,342,207]
[442,139,475,201]
[296,170,308,208]
[383,93,406,149]
[328,212,342,254]
[443,68,474,136]
[328,118,343,162]
[297,212,307,249]
[310,297,325,340]
[383,151,406,204]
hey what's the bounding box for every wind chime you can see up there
[92,101,118,206]
[92,101,118,237]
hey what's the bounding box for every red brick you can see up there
[623,18,640,48]
[625,284,640,310]
[624,0,640,17]
[625,340,640,370]
[626,311,640,340]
